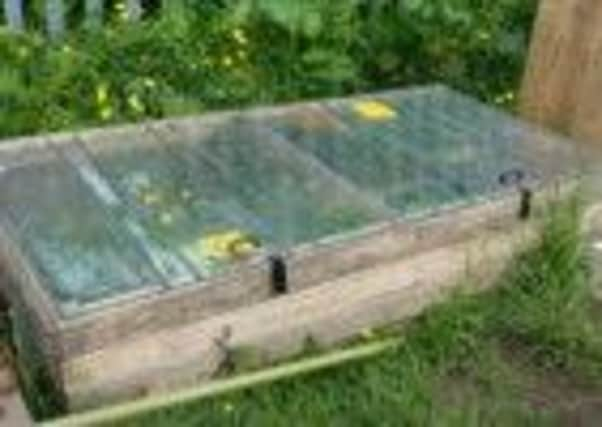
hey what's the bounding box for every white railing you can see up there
[2,0,145,38]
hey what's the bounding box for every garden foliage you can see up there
[0,0,536,138]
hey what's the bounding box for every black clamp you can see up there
[268,254,289,296]
[498,168,533,221]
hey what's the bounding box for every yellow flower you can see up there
[96,84,110,105]
[222,56,234,68]
[143,78,157,89]
[236,49,248,60]
[17,46,29,59]
[477,30,491,41]
[99,106,113,121]
[353,101,397,121]
[127,94,145,113]
[232,29,248,45]
[114,2,128,21]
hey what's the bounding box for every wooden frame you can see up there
[0,87,583,409]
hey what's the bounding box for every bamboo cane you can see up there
[41,338,401,427]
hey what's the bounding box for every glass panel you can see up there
[412,87,583,182]
[0,145,162,316]
[151,118,391,250]
[270,87,583,216]
[268,95,472,214]
[79,123,263,281]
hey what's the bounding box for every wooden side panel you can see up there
[61,223,537,410]
[58,182,577,409]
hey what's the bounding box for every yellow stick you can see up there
[41,338,401,427]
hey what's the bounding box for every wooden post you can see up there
[85,0,103,29]
[46,0,66,39]
[3,0,25,31]
[127,0,143,21]
[521,0,602,148]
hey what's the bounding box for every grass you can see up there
[94,198,602,427]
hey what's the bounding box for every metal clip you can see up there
[498,168,533,221]
[519,187,533,220]
[269,255,288,296]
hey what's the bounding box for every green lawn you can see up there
[103,200,602,427]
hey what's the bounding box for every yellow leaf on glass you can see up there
[200,230,259,260]
[353,100,397,121]
[230,241,256,257]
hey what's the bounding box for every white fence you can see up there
[2,0,146,38]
